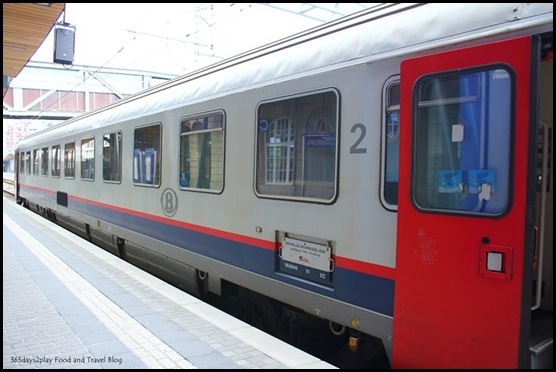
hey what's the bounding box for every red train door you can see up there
[393,36,537,368]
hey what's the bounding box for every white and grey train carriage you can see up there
[15,3,553,368]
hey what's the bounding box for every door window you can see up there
[413,66,513,215]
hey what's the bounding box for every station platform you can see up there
[3,196,337,369]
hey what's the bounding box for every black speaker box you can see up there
[53,24,75,65]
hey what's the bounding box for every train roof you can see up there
[17,3,553,148]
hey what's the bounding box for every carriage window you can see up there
[81,137,95,180]
[33,149,39,175]
[133,124,161,186]
[413,66,512,215]
[179,112,224,191]
[64,142,75,178]
[382,79,400,207]
[255,90,338,202]
[19,153,25,174]
[52,145,61,177]
[103,131,122,182]
[41,147,49,176]
[26,151,31,174]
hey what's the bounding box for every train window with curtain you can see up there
[80,137,95,181]
[64,142,75,178]
[25,151,31,175]
[381,78,400,208]
[255,89,338,202]
[41,147,49,176]
[33,149,39,175]
[413,66,512,215]
[133,124,161,187]
[51,145,61,177]
[103,131,122,183]
[179,111,224,192]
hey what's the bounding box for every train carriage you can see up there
[15,3,553,368]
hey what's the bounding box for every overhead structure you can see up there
[3,3,376,99]
[259,3,379,22]
[3,3,65,97]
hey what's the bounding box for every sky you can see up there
[30,3,328,76]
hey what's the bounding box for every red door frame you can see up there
[393,36,534,368]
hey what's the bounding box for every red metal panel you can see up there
[393,36,532,368]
